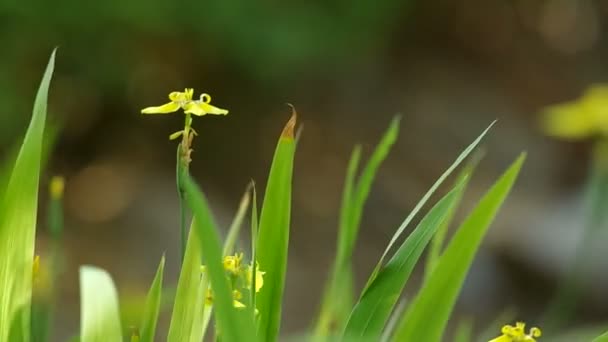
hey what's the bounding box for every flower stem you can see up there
[177,114,193,263]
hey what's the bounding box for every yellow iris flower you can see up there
[223,253,243,275]
[246,262,265,293]
[141,88,228,116]
[489,322,541,342]
[542,84,608,139]
[200,253,265,310]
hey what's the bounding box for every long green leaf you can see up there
[255,112,297,342]
[391,153,526,342]
[223,182,253,256]
[167,222,207,342]
[315,145,361,337]
[364,122,494,291]
[317,117,400,338]
[424,149,484,282]
[0,49,56,342]
[342,180,466,340]
[591,330,608,342]
[183,176,257,342]
[79,266,122,342]
[139,255,165,342]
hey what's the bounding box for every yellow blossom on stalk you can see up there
[542,84,608,139]
[223,253,243,275]
[200,253,265,310]
[489,322,541,342]
[246,262,265,293]
[141,88,228,116]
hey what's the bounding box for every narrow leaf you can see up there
[0,49,56,342]
[391,153,526,342]
[424,149,484,282]
[223,182,253,256]
[365,122,494,291]
[183,176,257,342]
[167,223,207,342]
[255,111,297,342]
[139,255,165,342]
[79,266,123,342]
[343,180,466,340]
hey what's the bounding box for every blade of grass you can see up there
[79,266,123,342]
[342,179,467,340]
[391,153,526,342]
[255,111,297,342]
[0,49,56,342]
[593,331,608,342]
[314,145,361,338]
[183,176,256,342]
[317,116,400,338]
[364,122,495,292]
[167,222,207,342]
[139,255,165,342]
[223,182,253,256]
[424,149,484,282]
[199,182,254,339]
[250,183,259,319]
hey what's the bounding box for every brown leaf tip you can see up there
[281,103,297,139]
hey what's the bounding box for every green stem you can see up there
[177,114,193,263]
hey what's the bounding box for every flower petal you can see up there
[184,102,229,116]
[141,101,181,114]
[541,101,596,139]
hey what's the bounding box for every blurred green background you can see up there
[2,0,608,339]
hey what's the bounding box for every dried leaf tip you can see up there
[281,103,297,139]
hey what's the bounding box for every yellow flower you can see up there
[542,84,608,139]
[246,262,265,293]
[223,253,243,275]
[489,322,541,342]
[203,288,246,309]
[141,88,228,116]
[50,176,65,200]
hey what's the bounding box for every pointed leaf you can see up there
[391,153,526,342]
[255,112,297,342]
[343,180,466,340]
[139,255,165,342]
[0,49,56,342]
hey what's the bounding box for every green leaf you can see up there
[250,183,259,318]
[0,49,56,342]
[317,117,400,338]
[255,112,297,342]
[183,176,257,342]
[139,255,165,342]
[315,145,361,338]
[364,122,494,292]
[79,266,123,342]
[223,182,253,256]
[589,328,608,342]
[343,180,466,340]
[424,149,484,282]
[167,223,207,342]
[391,153,526,342]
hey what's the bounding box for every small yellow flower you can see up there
[489,322,541,342]
[246,262,265,293]
[542,84,608,139]
[223,253,243,275]
[50,176,65,200]
[141,88,228,116]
